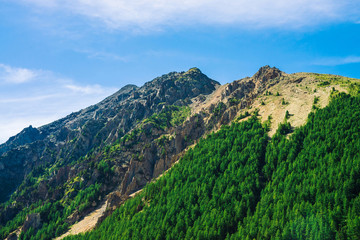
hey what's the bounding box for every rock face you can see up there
[0,68,219,230]
[5,231,19,240]
[222,65,281,101]
[253,65,281,83]
[0,66,290,239]
[0,126,45,155]
[111,66,285,199]
[22,213,42,233]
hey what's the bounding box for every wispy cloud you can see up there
[65,84,108,94]
[0,94,58,103]
[313,56,360,66]
[0,63,117,143]
[75,49,129,61]
[0,63,38,84]
[19,0,359,31]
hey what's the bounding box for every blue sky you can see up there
[0,0,360,143]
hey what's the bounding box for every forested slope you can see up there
[67,116,268,240]
[67,92,360,240]
[236,92,360,239]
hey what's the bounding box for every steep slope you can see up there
[0,68,219,202]
[0,68,219,239]
[65,93,360,240]
[193,66,360,137]
[235,92,360,239]
[66,116,268,240]
[1,65,359,240]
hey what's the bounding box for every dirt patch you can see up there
[55,201,107,240]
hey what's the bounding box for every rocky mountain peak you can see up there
[140,68,219,106]
[145,67,218,86]
[184,67,202,75]
[0,68,221,205]
[221,66,283,101]
[2,66,359,240]
[120,84,138,91]
[0,125,44,155]
[253,65,282,83]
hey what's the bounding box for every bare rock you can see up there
[22,213,41,233]
[66,210,80,224]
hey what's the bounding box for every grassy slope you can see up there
[250,72,360,136]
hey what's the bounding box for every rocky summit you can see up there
[1,66,360,240]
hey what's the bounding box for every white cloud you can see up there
[65,83,107,94]
[19,0,359,31]
[0,63,117,143]
[0,63,38,84]
[0,94,58,103]
[313,56,360,66]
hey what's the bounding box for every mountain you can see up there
[0,67,218,202]
[1,66,359,240]
[66,93,360,240]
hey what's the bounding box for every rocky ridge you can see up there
[0,68,219,238]
[1,65,358,239]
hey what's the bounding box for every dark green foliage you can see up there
[212,102,226,116]
[142,105,191,130]
[281,98,288,105]
[318,81,331,86]
[312,96,320,111]
[12,93,357,240]
[285,110,290,119]
[314,96,320,105]
[277,120,292,135]
[0,103,191,239]
[312,105,319,111]
[263,115,272,132]
[66,183,101,214]
[276,91,280,96]
[348,83,360,96]
[169,106,191,126]
[235,93,360,239]
[229,98,240,106]
[66,117,268,240]
[122,128,140,143]
[0,201,42,239]
[0,182,102,240]
[236,111,250,121]
[121,105,190,145]
[68,93,360,240]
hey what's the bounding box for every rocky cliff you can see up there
[2,65,355,240]
[0,68,219,236]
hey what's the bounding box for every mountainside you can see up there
[0,67,218,202]
[66,93,360,240]
[0,66,359,240]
